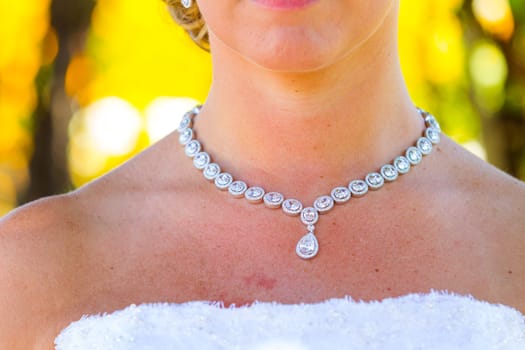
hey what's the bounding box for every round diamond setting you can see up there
[282,199,303,216]
[178,115,192,132]
[203,163,221,181]
[349,180,368,197]
[179,128,193,145]
[215,172,233,190]
[185,140,201,158]
[365,172,384,190]
[263,192,284,209]
[425,127,440,144]
[300,207,319,225]
[417,137,433,155]
[228,180,247,198]
[245,186,265,203]
[425,114,441,132]
[193,152,210,170]
[313,195,334,214]
[381,164,398,182]
[331,187,351,204]
[394,156,411,175]
[406,147,423,165]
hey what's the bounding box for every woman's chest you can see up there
[90,214,492,307]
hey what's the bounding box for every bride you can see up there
[1,0,524,348]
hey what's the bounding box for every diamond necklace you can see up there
[178,106,441,260]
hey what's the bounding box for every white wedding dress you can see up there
[55,291,524,350]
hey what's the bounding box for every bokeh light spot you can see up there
[145,97,198,144]
[472,0,514,40]
[81,97,143,156]
[462,140,487,160]
[469,42,507,88]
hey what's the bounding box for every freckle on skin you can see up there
[508,270,512,274]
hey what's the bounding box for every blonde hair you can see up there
[163,0,209,51]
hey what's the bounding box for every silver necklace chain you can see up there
[178,106,441,260]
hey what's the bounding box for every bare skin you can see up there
[0,0,524,348]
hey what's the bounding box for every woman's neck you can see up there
[193,10,424,200]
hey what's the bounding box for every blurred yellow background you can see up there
[1,0,524,216]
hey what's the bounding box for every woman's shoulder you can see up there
[0,193,86,348]
[443,139,525,309]
[0,173,161,348]
[73,129,192,202]
[0,194,82,277]
[451,137,525,234]
[439,137,525,214]
[0,136,196,348]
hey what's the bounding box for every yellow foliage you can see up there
[0,2,50,68]
[399,0,466,104]
[81,0,211,108]
[0,1,50,214]
[41,27,59,66]
[66,54,95,105]
[0,170,16,215]
[425,16,465,84]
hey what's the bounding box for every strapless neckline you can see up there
[55,291,525,350]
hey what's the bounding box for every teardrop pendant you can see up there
[296,232,319,260]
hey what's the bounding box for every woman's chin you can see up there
[235,41,337,73]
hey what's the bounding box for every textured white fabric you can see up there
[55,292,525,350]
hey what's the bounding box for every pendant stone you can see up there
[296,231,319,260]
